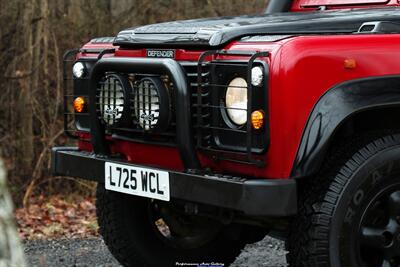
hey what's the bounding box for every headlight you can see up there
[225,77,248,126]
[251,66,264,87]
[72,62,85,78]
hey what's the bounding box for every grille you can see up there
[97,74,127,126]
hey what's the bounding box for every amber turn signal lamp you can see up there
[251,110,265,130]
[344,59,357,69]
[73,97,86,113]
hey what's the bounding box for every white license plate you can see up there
[105,162,170,201]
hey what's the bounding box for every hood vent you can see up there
[357,21,400,33]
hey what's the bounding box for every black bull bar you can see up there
[89,57,200,170]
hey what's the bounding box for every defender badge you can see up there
[146,49,175,59]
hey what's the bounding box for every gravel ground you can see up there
[24,236,287,267]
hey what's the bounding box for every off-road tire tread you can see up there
[96,186,247,267]
[96,186,146,267]
[286,133,400,266]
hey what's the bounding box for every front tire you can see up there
[96,186,249,267]
[287,134,400,267]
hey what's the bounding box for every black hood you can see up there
[114,8,400,48]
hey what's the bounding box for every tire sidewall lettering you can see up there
[330,148,400,267]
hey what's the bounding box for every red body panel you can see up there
[78,9,400,180]
[291,0,400,11]
[268,34,400,177]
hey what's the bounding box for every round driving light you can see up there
[98,74,129,126]
[225,77,248,126]
[73,96,86,113]
[72,62,85,78]
[251,110,265,130]
[251,66,264,87]
[133,77,170,132]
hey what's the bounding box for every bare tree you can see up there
[17,0,35,176]
[0,0,267,203]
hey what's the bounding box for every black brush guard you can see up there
[64,49,269,167]
[57,50,297,217]
[88,56,200,170]
[196,50,270,167]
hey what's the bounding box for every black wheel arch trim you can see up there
[291,75,400,178]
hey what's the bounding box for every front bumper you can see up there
[52,147,297,216]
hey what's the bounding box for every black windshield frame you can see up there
[264,0,292,13]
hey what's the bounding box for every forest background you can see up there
[0,0,268,206]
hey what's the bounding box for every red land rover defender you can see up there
[53,0,400,266]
